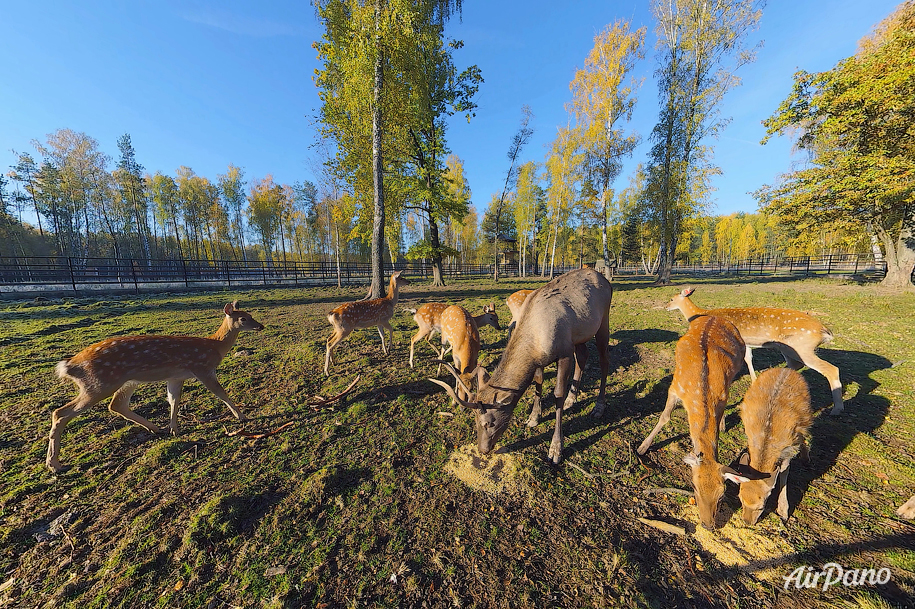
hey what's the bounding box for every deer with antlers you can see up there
[667,287,843,415]
[430,268,612,465]
[735,368,813,525]
[636,315,750,530]
[408,303,500,368]
[47,301,264,474]
[324,270,410,375]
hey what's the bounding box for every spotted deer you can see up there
[408,303,500,368]
[47,301,264,474]
[430,268,612,465]
[637,315,750,530]
[505,289,533,339]
[324,271,410,375]
[667,287,843,414]
[735,368,813,525]
[437,305,484,403]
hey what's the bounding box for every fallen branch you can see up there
[437,411,454,417]
[305,376,361,407]
[642,487,693,497]
[637,517,686,536]
[224,421,295,440]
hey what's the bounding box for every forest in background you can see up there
[2,0,911,285]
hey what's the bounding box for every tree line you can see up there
[3,0,911,287]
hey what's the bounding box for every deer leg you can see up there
[591,320,611,418]
[47,391,99,473]
[108,382,161,434]
[799,352,843,415]
[562,343,589,411]
[783,352,804,370]
[549,355,574,465]
[526,367,544,427]
[799,439,810,465]
[637,388,680,455]
[325,329,348,376]
[196,374,247,422]
[775,469,791,522]
[167,379,185,435]
[744,345,757,381]
[409,330,423,368]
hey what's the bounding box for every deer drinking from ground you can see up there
[667,287,843,414]
[430,268,612,465]
[637,315,750,530]
[408,303,499,368]
[47,301,264,474]
[735,368,813,525]
[325,270,410,375]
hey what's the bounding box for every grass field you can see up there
[1,275,913,608]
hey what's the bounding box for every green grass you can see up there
[0,276,913,608]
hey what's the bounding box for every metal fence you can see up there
[0,253,896,296]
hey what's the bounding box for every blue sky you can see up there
[0,0,903,221]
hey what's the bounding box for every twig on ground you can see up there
[224,421,295,439]
[60,524,76,557]
[636,517,686,536]
[642,487,694,497]
[304,376,361,407]
[437,411,454,417]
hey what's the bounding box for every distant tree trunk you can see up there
[334,220,343,288]
[370,0,386,299]
[429,215,445,286]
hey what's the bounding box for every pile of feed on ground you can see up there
[0,277,913,608]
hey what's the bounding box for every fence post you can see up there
[806,257,811,277]
[130,259,139,293]
[262,261,267,286]
[225,260,231,287]
[67,257,77,294]
[181,258,189,287]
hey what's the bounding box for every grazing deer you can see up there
[408,303,500,368]
[324,271,410,375]
[505,289,533,339]
[438,305,484,403]
[667,288,843,415]
[430,268,612,464]
[636,315,749,530]
[47,301,264,474]
[735,368,813,525]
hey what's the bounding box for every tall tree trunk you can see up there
[334,220,343,288]
[429,214,445,286]
[370,0,386,299]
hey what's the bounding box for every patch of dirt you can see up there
[680,506,794,581]
[444,444,525,496]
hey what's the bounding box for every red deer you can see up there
[47,301,264,473]
[430,268,612,465]
[667,288,843,414]
[637,315,749,530]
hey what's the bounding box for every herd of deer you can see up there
[46,268,915,527]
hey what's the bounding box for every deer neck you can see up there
[490,339,540,391]
[385,277,400,307]
[680,298,707,322]
[208,316,241,358]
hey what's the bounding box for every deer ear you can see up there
[721,465,752,485]
[738,451,750,467]
[682,287,694,297]
[473,365,490,388]
[683,452,702,467]
[224,302,236,315]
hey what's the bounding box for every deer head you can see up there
[684,451,750,530]
[430,364,520,455]
[736,447,797,525]
[666,287,695,312]
[224,301,266,333]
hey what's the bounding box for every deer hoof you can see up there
[828,405,843,416]
[591,401,606,418]
[548,437,564,464]
[47,461,67,475]
[526,414,538,428]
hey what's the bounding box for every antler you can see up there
[432,360,472,396]
[428,378,481,410]
[304,375,361,406]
